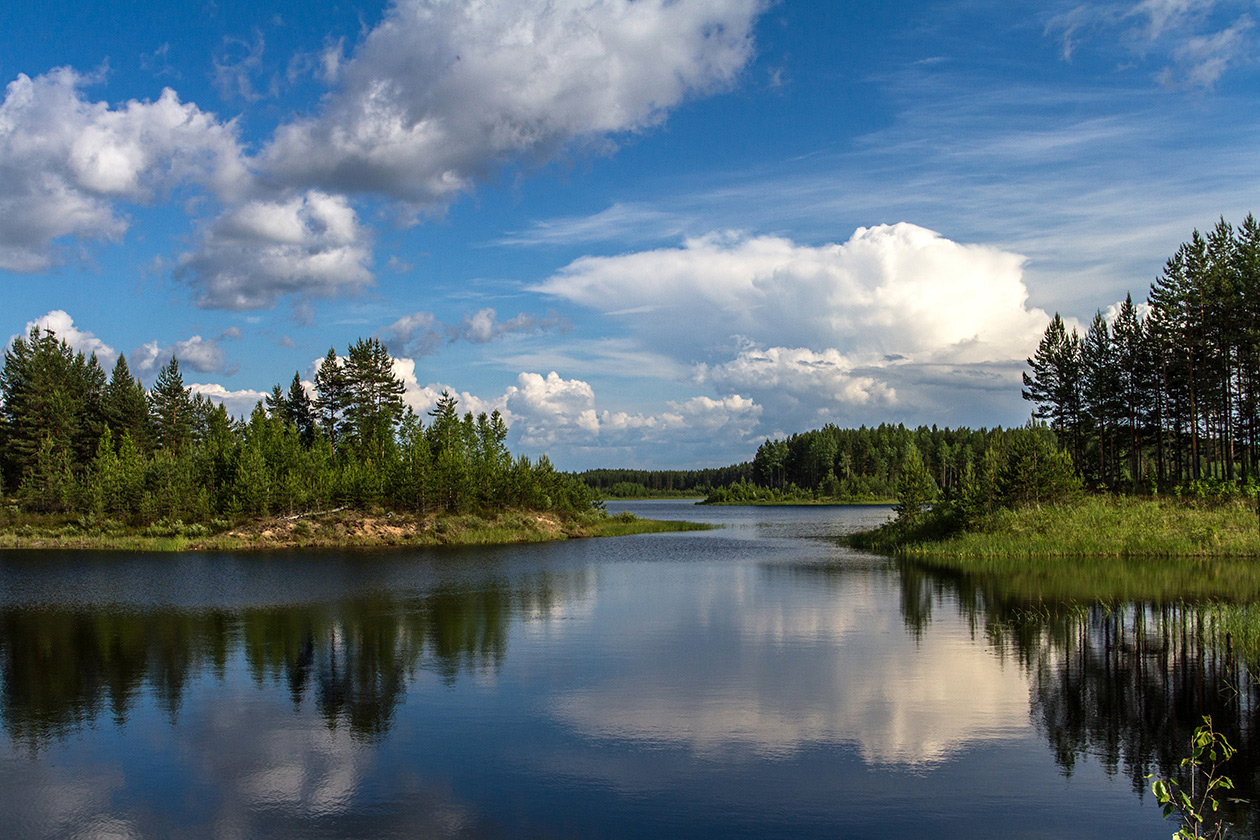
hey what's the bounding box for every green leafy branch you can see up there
[1149,716,1240,839]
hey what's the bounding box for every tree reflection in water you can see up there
[894,558,1260,838]
[6,550,1260,834]
[0,571,577,747]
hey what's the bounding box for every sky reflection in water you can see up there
[0,502,1201,838]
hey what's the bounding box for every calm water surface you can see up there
[0,501,1252,838]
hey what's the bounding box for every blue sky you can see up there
[3,0,1259,469]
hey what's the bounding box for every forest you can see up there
[0,333,600,529]
[574,465,752,498]
[650,216,1260,511]
[7,214,1255,531]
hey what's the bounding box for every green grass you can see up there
[845,495,1260,603]
[584,512,713,537]
[904,551,1260,603]
[850,495,1260,559]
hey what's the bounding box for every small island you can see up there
[0,333,704,551]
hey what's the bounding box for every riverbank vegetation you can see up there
[845,422,1260,559]
[845,215,1260,557]
[0,506,708,551]
[861,493,1260,564]
[0,331,688,549]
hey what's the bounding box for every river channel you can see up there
[1,500,1254,838]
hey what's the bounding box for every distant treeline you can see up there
[573,466,752,498]
[1024,214,1260,492]
[707,423,1044,503]
[579,423,1042,504]
[0,330,599,524]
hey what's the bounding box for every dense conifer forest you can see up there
[0,333,599,528]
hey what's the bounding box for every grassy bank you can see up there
[0,508,712,552]
[848,495,1260,560]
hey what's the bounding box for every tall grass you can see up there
[852,495,1260,560]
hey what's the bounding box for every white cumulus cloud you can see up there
[380,359,763,465]
[259,0,764,209]
[379,308,567,358]
[0,67,247,272]
[171,336,228,373]
[450,307,566,344]
[379,312,446,359]
[701,346,896,408]
[130,335,229,375]
[176,191,374,310]
[534,223,1051,435]
[536,223,1049,368]
[504,371,602,447]
[11,310,118,368]
[189,382,269,417]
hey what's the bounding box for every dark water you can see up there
[0,501,1252,838]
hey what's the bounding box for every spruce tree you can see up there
[0,327,106,488]
[104,354,152,452]
[149,355,194,453]
[286,372,316,447]
[893,443,937,522]
[314,347,348,450]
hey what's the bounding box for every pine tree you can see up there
[1022,313,1083,463]
[342,337,405,463]
[1112,294,1148,486]
[1081,311,1121,485]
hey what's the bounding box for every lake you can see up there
[1,500,1253,838]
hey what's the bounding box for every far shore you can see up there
[700,498,894,507]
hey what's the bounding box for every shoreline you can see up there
[700,498,894,507]
[0,509,713,552]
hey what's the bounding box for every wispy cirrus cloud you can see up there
[495,202,693,247]
[1045,0,1255,89]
